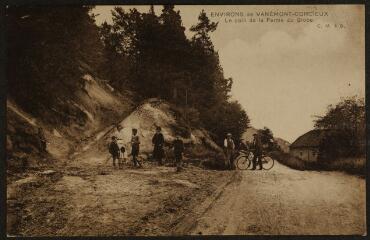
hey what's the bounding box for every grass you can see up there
[269,150,365,176]
[324,157,365,175]
[269,151,310,171]
[184,145,226,170]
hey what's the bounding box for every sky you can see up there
[93,5,365,143]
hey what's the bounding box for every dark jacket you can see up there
[252,136,263,155]
[173,139,184,155]
[152,133,164,159]
[131,135,140,146]
[109,141,120,157]
[131,135,140,155]
[152,133,164,146]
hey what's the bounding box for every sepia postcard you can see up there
[5,3,366,237]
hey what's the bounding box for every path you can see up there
[8,146,366,236]
[188,162,366,235]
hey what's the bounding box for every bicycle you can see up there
[235,149,274,170]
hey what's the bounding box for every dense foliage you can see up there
[99,5,250,143]
[314,96,365,160]
[257,127,276,150]
[6,6,105,124]
[6,5,250,144]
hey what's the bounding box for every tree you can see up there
[202,101,250,145]
[257,127,275,150]
[188,10,220,110]
[159,5,191,103]
[314,96,365,158]
[102,5,191,100]
[97,6,250,146]
[317,130,352,161]
[6,6,105,124]
[190,10,218,53]
[99,17,132,90]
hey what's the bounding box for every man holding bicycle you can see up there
[251,133,263,170]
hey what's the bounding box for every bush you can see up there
[269,151,310,171]
[183,107,201,127]
[314,96,365,159]
[318,130,353,161]
[270,150,365,176]
[184,144,226,170]
[320,157,365,175]
[201,151,226,170]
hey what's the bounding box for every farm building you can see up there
[290,129,330,162]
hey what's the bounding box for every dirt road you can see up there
[8,152,366,236]
[186,162,366,235]
[7,153,236,236]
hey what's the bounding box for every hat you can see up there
[111,136,117,140]
[156,126,161,131]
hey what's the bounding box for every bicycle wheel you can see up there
[262,156,274,170]
[236,155,251,170]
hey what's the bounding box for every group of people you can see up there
[224,132,263,170]
[108,128,141,168]
[108,125,263,171]
[108,126,185,171]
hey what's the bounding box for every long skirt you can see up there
[153,145,164,160]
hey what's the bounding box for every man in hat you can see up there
[251,133,263,170]
[152,126,165,165]
[224,133,235,170]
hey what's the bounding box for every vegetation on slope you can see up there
[6,5,249,160]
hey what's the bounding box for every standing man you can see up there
[224,133,235,170]
[109,136,120,168]
[152,126,165,165]
[251,133,263,170]
[173,134,184,172]
[131,128,142,168]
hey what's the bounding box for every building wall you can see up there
[291,148,319,162]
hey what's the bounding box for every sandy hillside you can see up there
[6,68,135,170]
[111,99,220,152]
[75,98,222,166]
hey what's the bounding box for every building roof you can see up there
[290,129,332,149]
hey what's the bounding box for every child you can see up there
[173,135,184,172]
[108,136,120,167]
[131,128,142,168]
[118,146,126,169]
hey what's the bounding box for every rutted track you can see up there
[183,162,365,235]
